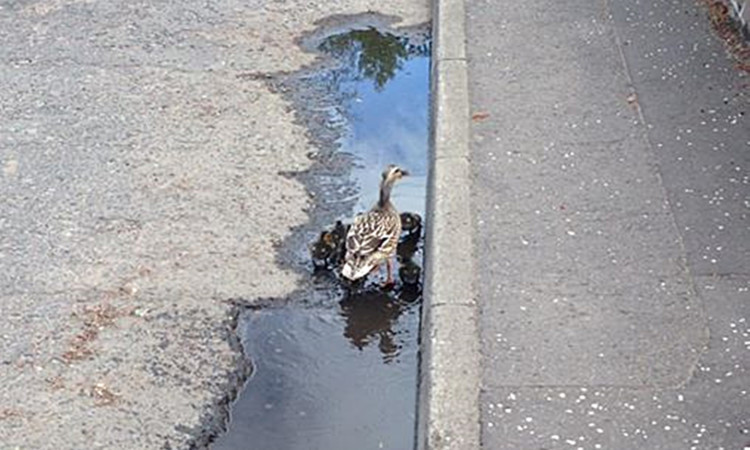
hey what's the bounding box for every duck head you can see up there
[382,165,409,183]
[379,165,409,208]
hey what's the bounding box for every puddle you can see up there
[212,21,430,450]
[320,28,430,214]
[212,295,420,449]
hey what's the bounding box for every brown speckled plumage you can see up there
[342,165,408,283]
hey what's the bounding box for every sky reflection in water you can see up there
[213,28,429,450]
[321,28,430,215]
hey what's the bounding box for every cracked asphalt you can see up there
[0,0,426,448]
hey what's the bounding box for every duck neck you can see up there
[378,179,394,209]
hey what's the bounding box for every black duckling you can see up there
[396,230,420,261]
[400,212,422,235]
[397,282,422,304]
[398,258,422,286]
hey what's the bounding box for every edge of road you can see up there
[417,0,481,448]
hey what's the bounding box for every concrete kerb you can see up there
[417,0,481,448]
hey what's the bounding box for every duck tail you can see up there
[341,260,373,281]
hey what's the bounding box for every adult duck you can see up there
[341,165,408,285]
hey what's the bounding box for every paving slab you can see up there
[467,0,749,447]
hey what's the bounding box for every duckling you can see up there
[400,212,422,235]
[398,258,421,286]
[309,230,337,268]
[310,220,350,268]
[397,281,422,304]
[396,229,420,261]
[329,220,349,265]
[342,165,408,286]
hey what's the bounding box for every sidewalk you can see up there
[466,0,750,448]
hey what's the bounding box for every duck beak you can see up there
[401,169,410,177]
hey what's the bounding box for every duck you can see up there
[400,212,422,235]
[396,229,421,261]
[329,220,349,264]
[309,220,349,268]
[398,258,421,286]
[342,165,408,285]
[310,230,337,268]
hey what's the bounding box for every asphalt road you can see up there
[0,0,426,448]
[468,0,749,448]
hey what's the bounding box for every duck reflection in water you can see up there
[338,286,421,363]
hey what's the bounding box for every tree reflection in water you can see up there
[320,27,430,91]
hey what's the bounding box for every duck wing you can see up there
[346,210,400,258]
